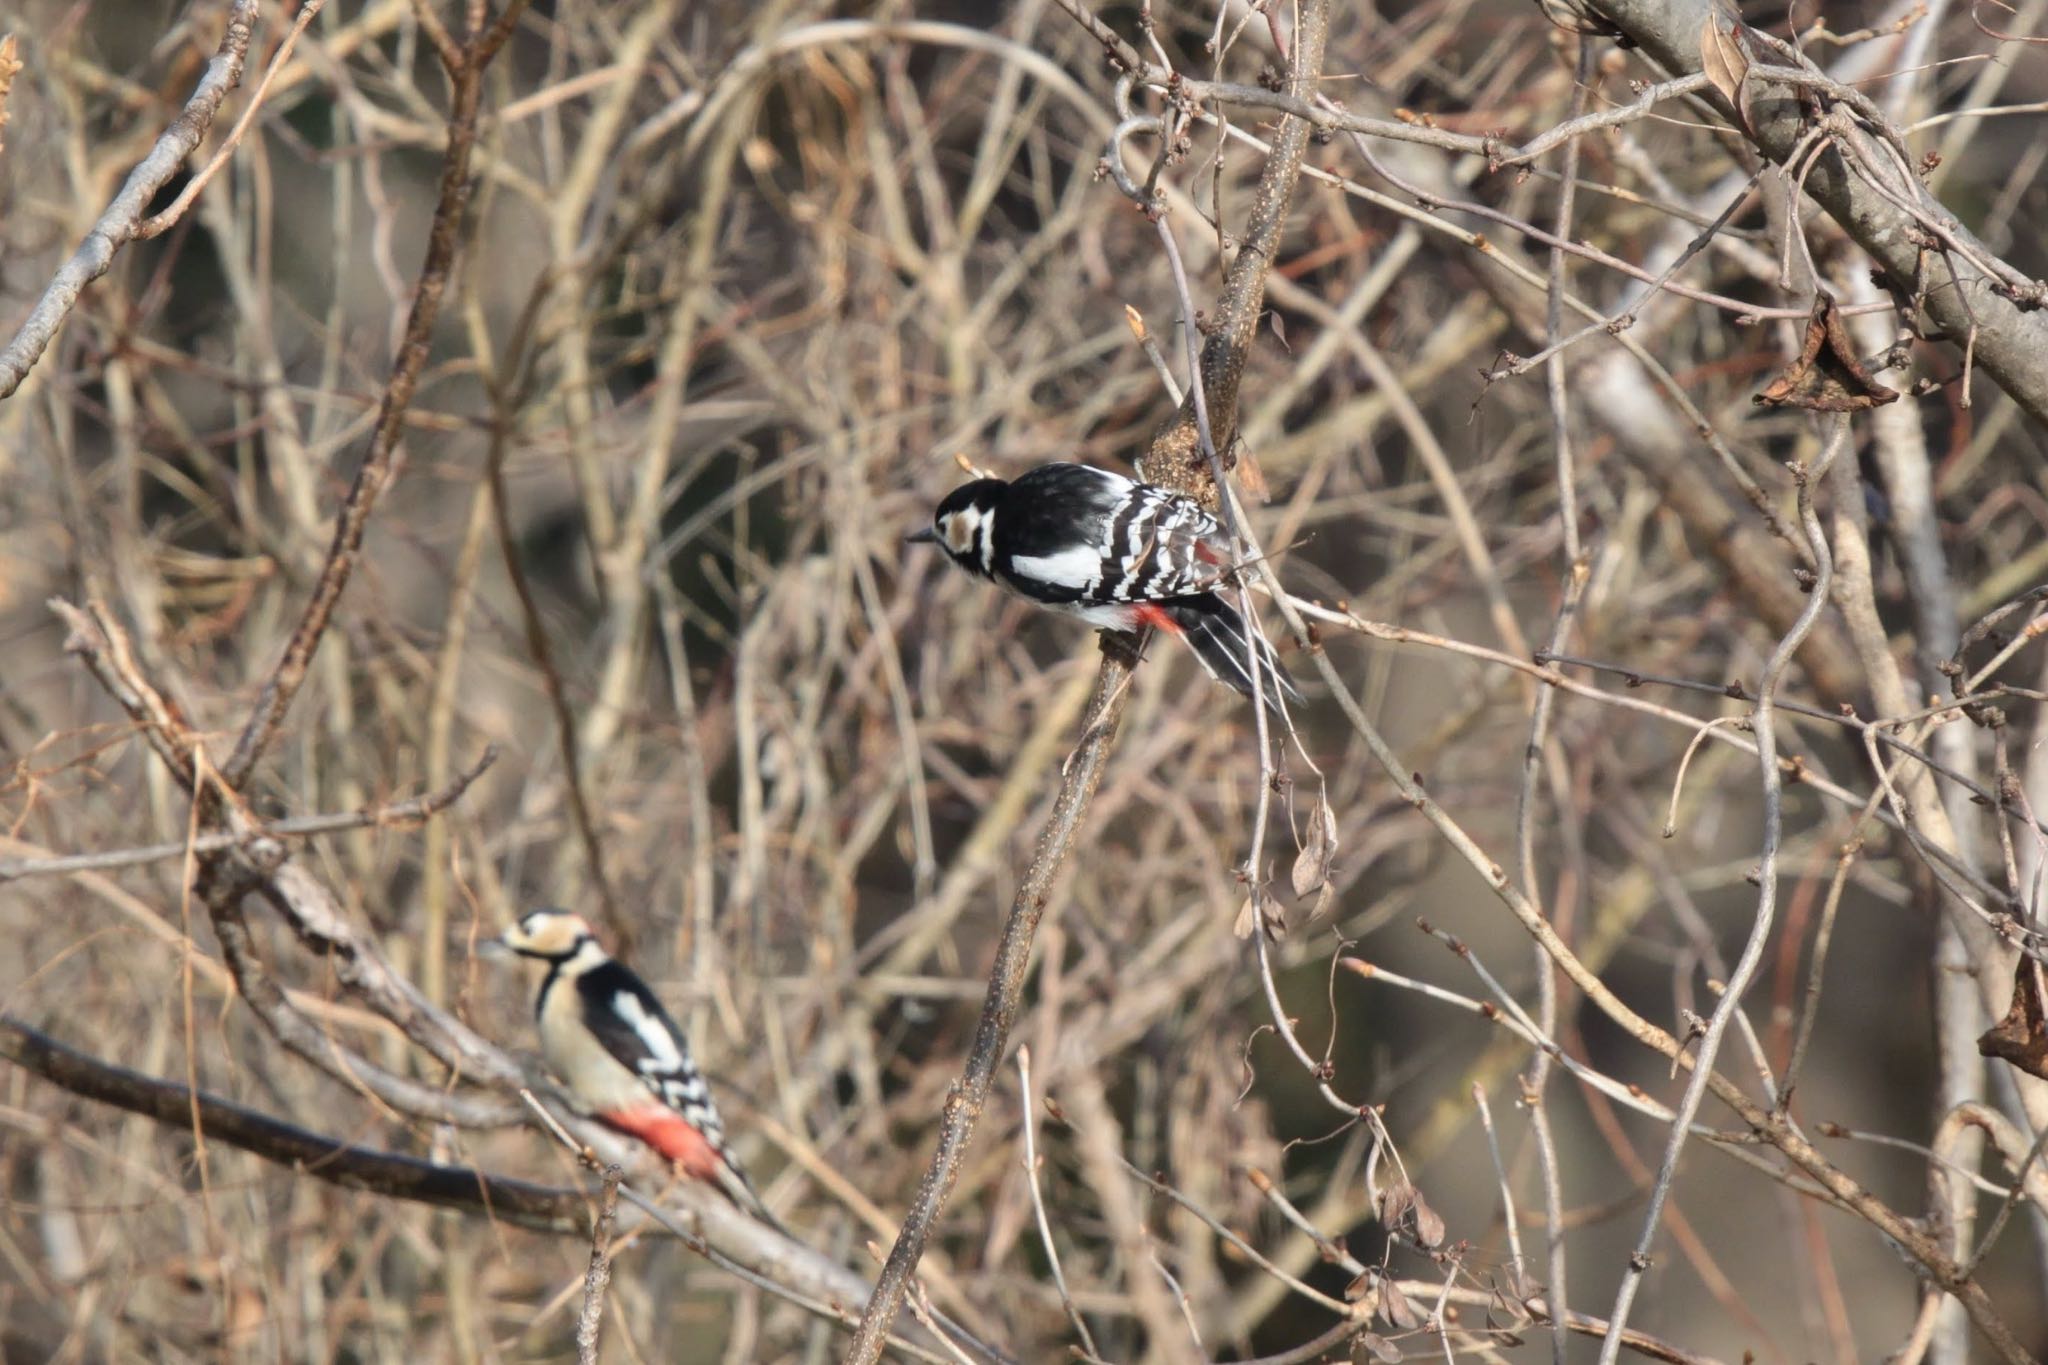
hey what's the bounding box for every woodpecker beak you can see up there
[905,526,938,545]
[479,934,515,962]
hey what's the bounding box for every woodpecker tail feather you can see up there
[708,1150,788,1234]
[1164,596,1301,715]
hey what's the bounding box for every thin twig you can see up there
[1596,417,1850,1365]
[1015,1047,1099,1359]
[220,2,530,789]
[135,0,330,240]
[0,748,497,884]
[846,647,1136,1361]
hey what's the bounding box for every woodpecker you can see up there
[495,908,778,1226]
[911,462,1299,711]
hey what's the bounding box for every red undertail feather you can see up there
[1133,602,1184,633]
[600,1106,724,1180]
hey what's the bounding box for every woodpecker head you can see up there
[909,478,1006,578]
[496,907,598,962]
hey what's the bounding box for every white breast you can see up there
[539,974,649,1112]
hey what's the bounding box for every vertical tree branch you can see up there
[1139,1,1329,507]
[844,644,1136,1362]
[575,1166,624,1365]
[220,4,529,789]
[1595,418,1848,1364]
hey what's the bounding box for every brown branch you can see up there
[845,3,1331,1357]
[1139,2,1330,506]
[576,1166,624,1365]
[0,1014,947,1359]
[845,641,1136,1361]
[53,596,528,1100]
[0,1015,589,1232]
[52,596,204,788]
[219,2,528,790]
[202,868,530,1128]
[0,0,260,400]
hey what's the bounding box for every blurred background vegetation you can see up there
[2,0,2047,1360]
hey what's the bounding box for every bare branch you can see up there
[0,1,260,399]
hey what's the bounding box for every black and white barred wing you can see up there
[1000,463,1233,604]
[1101,481,1234,601]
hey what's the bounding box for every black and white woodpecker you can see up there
[911,462,1299,712]
[495,908,778,1226]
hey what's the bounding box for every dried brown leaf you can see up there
[1699,13,1754,133]
[1381,1279,1423,1331]
[1233,893,1260,940]
[1754,293,1900,412]
[1411,1188,1447,1249]
[1378,1180,1412,1228]
[1290,793,1339,899]
[1361,1332,1404,1363]
[1979,959,2048,1082]
[1234,445,1270,503]
[1378,1178,1446,1249]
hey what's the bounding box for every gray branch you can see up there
[0,1,260,400]
[1591,0,2048,425]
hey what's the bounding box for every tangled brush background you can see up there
[2,0,2047,1360]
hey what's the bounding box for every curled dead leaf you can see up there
[1978,958,2048,1082]
[1361,1332,1405,1362]
[1754,293,1900,412]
